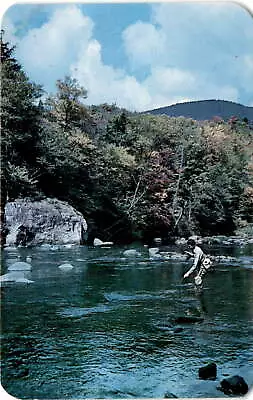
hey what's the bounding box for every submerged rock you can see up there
[148,248,188,261]
[215,255,237,263]
[174,315,204,324]
[162,252,188,261]
[8,261,32,271]
[199,362,217,380]
[0,271,34,284]
[164,391,178,398]
[219,375,248,395]
[9,366,29,379]
[58,263,74,271]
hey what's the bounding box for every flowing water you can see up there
[1,242,253,399]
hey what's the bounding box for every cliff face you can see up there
[5,198,87,246]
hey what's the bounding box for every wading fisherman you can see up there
[183,239,212,288]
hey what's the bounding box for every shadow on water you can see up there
[1,243,253,398]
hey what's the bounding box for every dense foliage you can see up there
[1,35,253,244]
[1,33,44,244]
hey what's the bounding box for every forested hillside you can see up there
[1,34,253,244]
[145,100,253,122]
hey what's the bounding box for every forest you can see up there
[1,33,253,244]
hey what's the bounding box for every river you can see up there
[1,242,253,398]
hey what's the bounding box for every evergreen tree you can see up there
[1,32,43,243]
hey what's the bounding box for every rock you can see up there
[0,271,34,284]
[188,235,202,244]
[149,247,163,259]
[63,243,75,249]
[14,277,34,283]
[93,238,103,246]
[199,362,217,380]
[175,238,187,245]
[148,248,187,261]
[153,237,162,245]
[219,375,248,395]
[215,255,237,263]
[5,198,87,246]
[162,252,187,261]
[58,263,74,271]
[123,249,141,257]
[174,315,204,324]
[149,247,160,256]
[15,225,29,246]
[93,238,113,247]
[10,366,29,379]
[39,244,61,251]
[8,261,32,271]
[164,392,177,398]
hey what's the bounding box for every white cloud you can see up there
[150,2,253,80]
[144,67,196,94]
[121,2,252,108]
[241,55,253,93]
[123,21,166,69]
[3,3,252,110]
[14,6,94,90]
[71,39,151,111]
[1,15,18,45]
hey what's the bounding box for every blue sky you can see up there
[1,1,253,111]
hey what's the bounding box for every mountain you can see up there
[143,100,253,122]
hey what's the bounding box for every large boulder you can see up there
[5,198,87,246]
[219,375,248,395]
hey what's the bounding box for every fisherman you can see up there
[183,238,212,288]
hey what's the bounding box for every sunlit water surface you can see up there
[1,243,253,398]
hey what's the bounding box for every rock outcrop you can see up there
[5,198,87,246]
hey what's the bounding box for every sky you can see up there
[1,1,253,111]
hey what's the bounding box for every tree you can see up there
[176,122,248,235]
[1,32,43,244]
[46,76,89,130]
[37,76,101,223]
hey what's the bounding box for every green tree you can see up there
[1,32,43,243]
[37,76,100,221]
[176,123,248,235]
[46,76,89,131]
